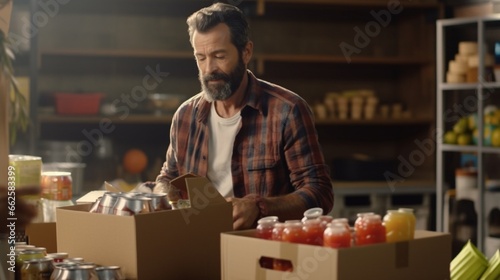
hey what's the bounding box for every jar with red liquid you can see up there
[355,213,386,246]
[282,220,306,244]
[324,222,351,248]
[318,215,334,230]
[303,219,324,245]
[256,216,278,240]
[302,207,323,222]
[272,222,285,241]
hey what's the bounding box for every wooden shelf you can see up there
[314,116,433,125]
[334,179,436,195]
[440,143,500,154]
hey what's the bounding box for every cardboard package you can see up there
[25,222,57,253]
[57,174,232,280]
[221,230,452,280]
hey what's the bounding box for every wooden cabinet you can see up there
[25,0,441,191]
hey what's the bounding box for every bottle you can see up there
[324,222,351,248]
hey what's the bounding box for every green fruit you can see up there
[457,133,472,146]
[444,131,457,144]
[453,118,468,134]
[492,128,500,147]
[468,114,477,131]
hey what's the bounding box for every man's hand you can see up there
[226,196,260,230]
[0,186,40,233]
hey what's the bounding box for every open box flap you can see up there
[169,173,198,199]
[185,177,226,205]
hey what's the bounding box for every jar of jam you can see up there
[399,208,416,239]
[302,207,323,222]
[256,216,278,240]
[355,214,386,246]
[318,215,334,230]
[271,222,285,241]
[302,219,324,245]
[383,210,412,242]
[324,222,351,248]
[282,220,306,244]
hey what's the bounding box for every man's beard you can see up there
[200,58,246,102]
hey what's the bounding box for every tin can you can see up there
[21,257,54,280]
[54,264,98,280]
[142,192,170,211]
[63,257,84,264]
[95,266,125,280]
[41,171,72,200]
[50,262,77,280]
[46,253,68,263]
[89,196,102,213]
[113,196,152,216]
[97,192,121,214]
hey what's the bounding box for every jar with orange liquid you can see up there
[383,210,412,242]
[324,222,351,248]
[282,220,306,244]
[303,219,323,245]
[256,216,278,240]
[318,215,334,230]
[272,222,285,241]
[355,213,386,245]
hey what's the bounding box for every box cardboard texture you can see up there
[221,230,452,280]
[25,222,57,253]
[57,174,232,280]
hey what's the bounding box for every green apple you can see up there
[444,131,457,144]
[457,133,472,146]
[453,118,468,134]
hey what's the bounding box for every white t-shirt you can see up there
[207,102,241,198]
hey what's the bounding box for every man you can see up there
[155,2,333,230]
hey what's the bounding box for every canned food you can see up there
[64,257,84,263]
[97,192,121,214]
[41,171,72,201]
[54,264,98,280]
[50,262,77,280]
[95,266,125,280]
[46,252,68,263]
[142,192,170,211]
[113,196,152,216]
[89,196,102,213]
[21,257,54,280]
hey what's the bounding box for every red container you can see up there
[54,92,103,115]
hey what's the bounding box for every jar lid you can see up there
[42,171,71,177]
[257,216,278,225]
[303,207,323,219]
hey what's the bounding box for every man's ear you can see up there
[242,41,253,65]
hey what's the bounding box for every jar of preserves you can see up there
[282,220,306,244]
[271,222,285,241]
[302,219,324,245]
[302,207,323,222]
[318,215,334,230]
[41,171,72,201]
[355,214,386,246]
[21,257,54,280]
[256,216,278,240]
[324,222,351,248]
[383,210,412,242]
[399,208,416,239]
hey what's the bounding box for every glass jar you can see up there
[383,210,412,242]
[21,257,54,280]
[318,215,334,230]
[41,171,73,201]
[282,220,306,244]
[271,222,285,241]
[256,216,278,240]
[302,207,323,222]
[302,219,324,245]
[324,222,351,248]
[355,214,386,246]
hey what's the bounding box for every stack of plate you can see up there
[479,250,500,280]
[450,240,489,280]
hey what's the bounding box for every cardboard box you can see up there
[57,175,232,280]
[221,230,452,280]
[25,222,57,253]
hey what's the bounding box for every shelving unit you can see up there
[436,15,500,254]
[22,0,441,197]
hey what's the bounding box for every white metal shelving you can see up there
[436,15,500,253]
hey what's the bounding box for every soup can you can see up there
[54,264,98,280]
[96,266,125,280]
[97,192,121,214]
[141,192,170,211]
[41,171,72,200]
[113,196,152,216]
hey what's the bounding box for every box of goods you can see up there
[56,174,232,280]
[54,92,103,115]
[25,222,57,253]
[221,224,451,280]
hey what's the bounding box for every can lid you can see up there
[24,257,53,263]
[96,265,121,271]
[47,252,69,259]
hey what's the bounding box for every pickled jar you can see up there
[324,222,351,248]
[383,210,412,242]
[21,257,54,280]
[271,222,285,241]
[17,248,47,280]
[355,214,386,246]
[399,208,416,239]
[256,216,278,240]
[302,219,323,245]
[282,220,306,244]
